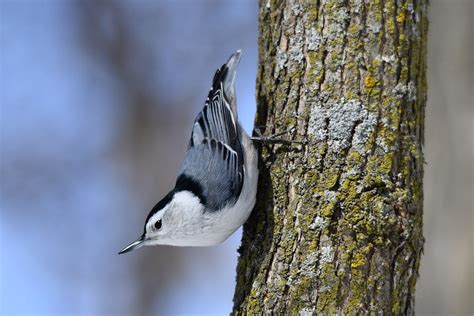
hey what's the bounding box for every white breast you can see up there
[153,128,258,247]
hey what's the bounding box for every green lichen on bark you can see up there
[233,0,427,315]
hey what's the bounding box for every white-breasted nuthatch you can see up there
[119,50,258,253]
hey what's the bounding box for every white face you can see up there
[143,191,206,246]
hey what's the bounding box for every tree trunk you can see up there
[233,0,427,314]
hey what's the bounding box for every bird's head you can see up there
[118,190,205,253]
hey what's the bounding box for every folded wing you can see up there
[178,52,244,211]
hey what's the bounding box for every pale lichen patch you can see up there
[320,245,334,264]
[367,21,382,33]
[299,307,315,316]
[300,252,319,278]
[307,27,321,51]
[309,215,325,229]
[307,104,327,140]
[308,98,377,154]
[392,81,417,102]
[275,47,288,78]
[288,24,305,63]
[352,112,377,154]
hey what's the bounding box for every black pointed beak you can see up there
[118,237,145,255]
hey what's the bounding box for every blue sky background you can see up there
[1,1,258,315]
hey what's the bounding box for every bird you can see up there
[119,50,258,253]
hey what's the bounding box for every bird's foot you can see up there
[251,126,304,145]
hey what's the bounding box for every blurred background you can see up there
[0,0,472,315]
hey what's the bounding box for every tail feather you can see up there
[190,50,243,156]
[211,50,241,116]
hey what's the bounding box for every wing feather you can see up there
[180,52,244,210]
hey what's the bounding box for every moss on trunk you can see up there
[233,0,427,314]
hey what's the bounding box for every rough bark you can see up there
[233,0,427,314]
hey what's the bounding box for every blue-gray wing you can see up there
[178,139,242,211]
[177,52,244,211]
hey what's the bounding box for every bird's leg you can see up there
[251,126,305,145]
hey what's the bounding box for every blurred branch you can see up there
[76,2,186,314]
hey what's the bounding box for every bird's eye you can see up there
[154,220,162,230]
